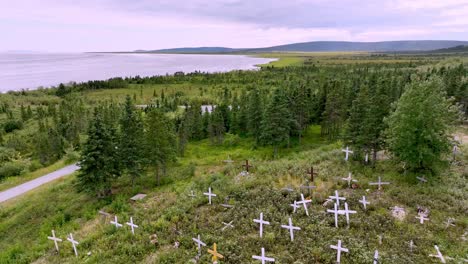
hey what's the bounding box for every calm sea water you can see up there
[0,53,276,92]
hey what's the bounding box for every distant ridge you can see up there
[427,45,468,53]
[135,47,242,54]
[138,40,468,53]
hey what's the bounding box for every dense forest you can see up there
[0,53,466,263]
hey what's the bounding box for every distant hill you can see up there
[427,45,468,53]
[139,40,468,53]
[135,47,243,54]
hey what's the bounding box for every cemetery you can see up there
[1,134,465,263]
[0,53,466,263]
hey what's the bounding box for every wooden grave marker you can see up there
[359,196,370,210]
[281,217,301,242]
[342,146,353,161]
[66,233,79,257]
[208,243,224,264]
[254,212,270,238]
[369,177,390,191]
[203,187,217,205]
[330,240,348,263]
[126,217,138,235]
[47,230,62,252]
[252,247,275,263]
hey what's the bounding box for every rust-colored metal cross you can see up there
[306,166,318,182]
[242,160,253,172]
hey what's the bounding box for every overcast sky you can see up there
[2,0,468,52]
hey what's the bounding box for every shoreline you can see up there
[0,53,277,93]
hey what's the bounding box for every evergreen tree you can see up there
[56,83,68,97]
[177,116,189,156]
[345,85,371,156]
[119,96,145,188]
[385,78,460,171]
[230,96,240,134]
[247,88,264,144]
[208,108,226,145]
[260,88,295,157]
[35,124,64,165]
[145,109,177,185]
[237,89,249,135]
[321,82,347,139]
[78,109,121,197]
[289,84,311,143]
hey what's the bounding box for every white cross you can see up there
[126,217,138,235]
[203,187,217,205]
[329,190,346,206]
[254,212,270,238]
[222,221,234,231]
[330,240,349,263]
[445,218,455,228]
[281,217,301,241]
[409,240,416,253]
[369,177,390,190]
[290,200,299,213]
[189,190,197,199]
[296,193,312,216]
[359,196,370,210]
[416,176,427,183]
[327,203,342,228]
[67,233,79,257]
[192,234,206,255]
[373,250,379,264]
[252,247,275,263]
[110,215,123,228]
[429,245,446,263]
[342,172,358,187]
[415,213,429,224]
[338,202,356,227]
[342,146,353,161]
[47,230,62,252]
[365,153,369,163]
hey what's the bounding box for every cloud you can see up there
[1,0,467,52]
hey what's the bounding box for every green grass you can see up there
[0,126,466,263]
[0,159,71,192]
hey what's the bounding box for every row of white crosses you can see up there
[47,215,138,257]
[251,212,300,263]
[341,146,372,164]
[47,230,79,256]
[110,215,139,234]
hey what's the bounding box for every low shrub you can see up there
[0,161,25,179]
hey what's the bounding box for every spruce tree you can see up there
[230,96,240,134]
[145,108,177,185]
[78,109,121,197]
[208,108,226,145]
[119,96,145,188]
[345,85,371,156]
[260,88,294,157]
[247,88,263,144]
[289,84,311,143]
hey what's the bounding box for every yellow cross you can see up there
[208,243,224,262]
